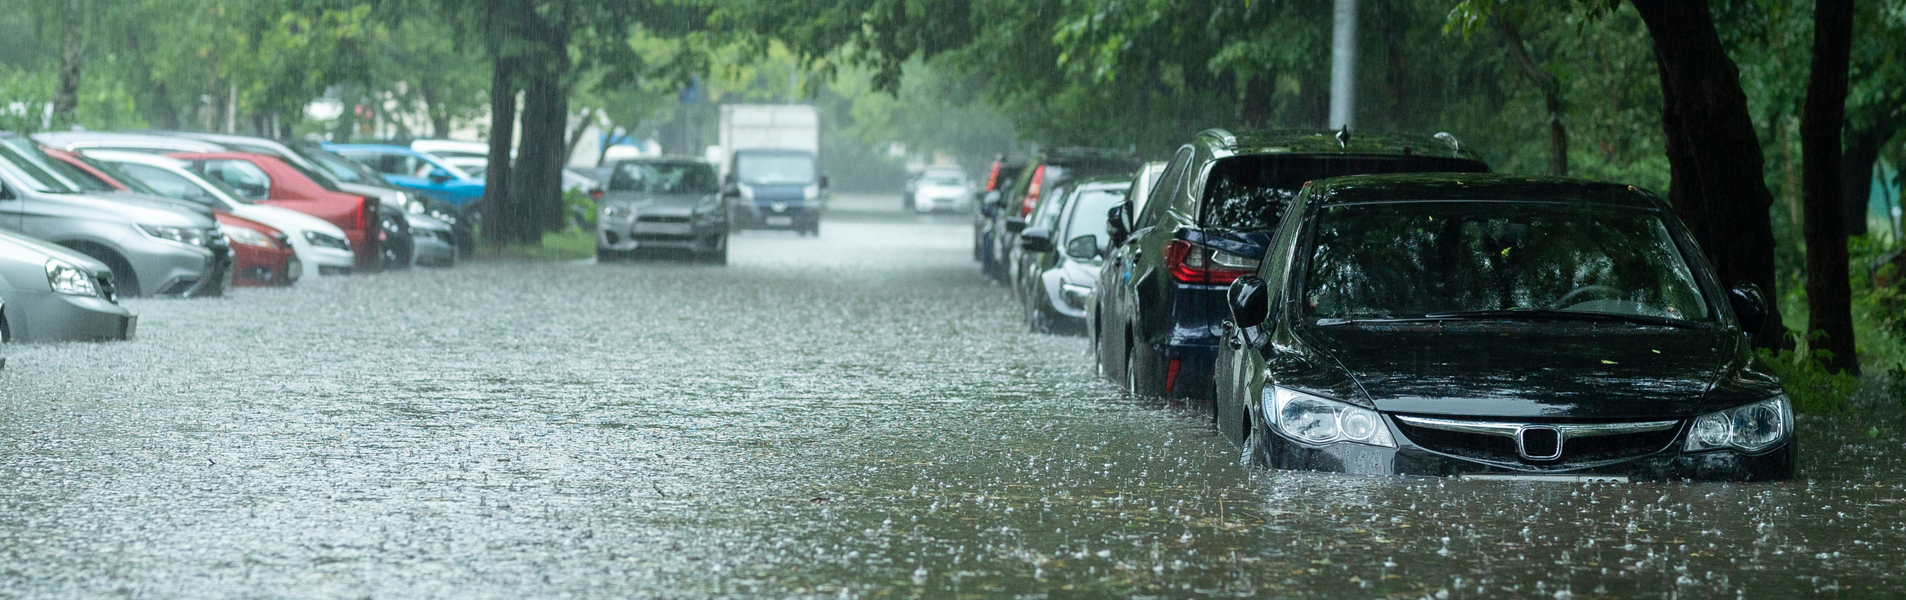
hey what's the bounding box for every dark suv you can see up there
[1090,129,1489,401]
[981,148,1138,282]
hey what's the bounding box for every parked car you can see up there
[905,167,971,212]
[597,158,729,264]
[80,150,356,279]
[1017,175,1130,334]
[293,142,472,258]
[1214,173,1793,481]
[0,133,228,297]
[1005,179,1077,301]
[984,148,1138,282]
[1092,129,1490,402]
[972,156,1025,267]
[325,144,484,209]
[46,150,299,287]
[171,151,384,272]
[410,139,491,160]
[0,227,136,342]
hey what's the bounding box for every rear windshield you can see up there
[1201,155,1488,230]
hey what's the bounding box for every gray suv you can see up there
[0,133,227,297]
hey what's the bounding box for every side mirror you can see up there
[1004,217,1028,234]
[1106,205,1129,247]
[1729,282,1768,335]
[1065,235,1101,260]
[1228,275,1270,329]
[427,168,452,184]
[819,174,830,189]
[0,183,12,200]
[1020,227,1053,253]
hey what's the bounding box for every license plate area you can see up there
[1459,474,1629,483]
[632,222,691,234]
[765,216,794,226]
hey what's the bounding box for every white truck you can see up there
[716,104,826,235]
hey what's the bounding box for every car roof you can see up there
[1304,173,1663,210]
[1198,128,1487,163]
[1071,173,1135,190]
[615,156,709,165]
[33,131,227,153]
[325,143,420,155]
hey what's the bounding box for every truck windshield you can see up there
[735,151,816,186]
[1302,202,1712,324]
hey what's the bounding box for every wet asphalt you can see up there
[4,194,1906,598]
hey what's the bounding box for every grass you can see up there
[473,228,596,262]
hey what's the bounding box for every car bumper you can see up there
[735,205,818,230]
[231,244,297,287]
[915,195,968,211]
[8,291,136,342]
[1255,427,1796,482]
[598,219,726,252]
[412,230,457,268]
[122,239,223,298]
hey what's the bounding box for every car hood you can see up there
[57,191,214,228]
[0,227,111,272]
[1300,324,1735,419]
[339,182,403,203]
[231,205,349,238]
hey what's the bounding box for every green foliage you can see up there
[1757,346,1858,413]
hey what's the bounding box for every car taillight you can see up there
[985,160,1002,192]
[1164,239,1260,285]
[589,189,603,201]
[1019,165,1047,217]
[357,198,376,231]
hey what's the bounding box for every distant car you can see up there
[79,150,355,279]
[325,144,485,209]
[596,158,728,264]
[172,151,384,272]
[410,139,491,160]
[906,168,972,213]
[0,227,135,342]
[1092,129,1489,402]
[1017,175,1129,334]
[985,149,1138,282]
[47,150,299,287]
[1215,174,1794,482]
[0,132,229,298]
[293,142,472,258]
[972,156,1025,267]
[726,149,826,236]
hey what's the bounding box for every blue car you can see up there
[323,144,485,209]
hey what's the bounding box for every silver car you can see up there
[0,133,227,298]
[0,227,135,342]
[595,159,729,264]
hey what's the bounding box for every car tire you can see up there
[66,243,139,298]
[1127,337,1164,397]
[1242,418,1271,468]
[698,235,729,265]
[1027,297,1053,334]
[596,247,627,263]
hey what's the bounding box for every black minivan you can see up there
[1215,174,1793,481]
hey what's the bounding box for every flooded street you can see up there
[4,195,1905,599]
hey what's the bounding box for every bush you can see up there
[1757,346,1858,413]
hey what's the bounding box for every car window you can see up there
[1301,202,1711,323]
[77,156,163,196]
[46,158,118,193]
[1137,147,1192,230]
[117,163,225,207]
[1060,187,1127,247]
[611,162,718,194]
[302,149,369,183]
[0,137,83,193]
[1031,183,1074,230]
[1202,155,1489,230]
[196,159,274,200]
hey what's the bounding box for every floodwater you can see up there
[4,194,1905,598]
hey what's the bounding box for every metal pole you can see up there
[1328,0,1358,130]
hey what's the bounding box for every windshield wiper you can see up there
[1419,308,1700,328]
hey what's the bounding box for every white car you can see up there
[410,139,492,161]
[908,169,973,213]
[82,151,356,280]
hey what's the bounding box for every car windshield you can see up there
[46,156,119,193]
[76,156,164,196]
[0,137,84,193]
[299,147,377,185]
[1302,202,1712,323]
[114,162,245,207]
[734,151,815,186]
[1202,155,1488,230]
[1061,187,1127,247]
[613,162,717,194]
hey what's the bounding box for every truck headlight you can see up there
[738,184,755,200]
[45,260,99,297]
[803,183,820,200]
[1265,386,1395,447]
[1686,396,1792,453]
[139,224,209,248]
[220,224,276,249]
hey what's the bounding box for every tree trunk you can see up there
[1800,0,1858,373]
[50,0,83,123]
[1494,10,1568,176]
[1630,0,1788,348]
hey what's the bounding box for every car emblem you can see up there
[1515,425,1564,461]
[771,202,787,212]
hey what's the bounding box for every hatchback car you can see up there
[1214,174,1792,481]
[1092,129,1489,401]
[1017,175,1130,334]
[0,227,135,342]
[325,144,485,209]
[597,158,729,264]
[905,168,971,212]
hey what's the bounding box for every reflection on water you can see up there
[0,205,1901,597]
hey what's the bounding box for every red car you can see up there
[44,149,299,287]
[169,151,382,271]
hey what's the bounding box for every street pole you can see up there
[1329,0,1357,130]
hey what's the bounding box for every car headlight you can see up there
[803,183,821,200]
[1061,282,1092,309]
[220,224,276,249]
[1686,396,1792,453]
[45,259,99,297]
[303,230,351,251]
[600,204,632,221]
[405,193,426,214]
[738,183,755,200]
[139,224,209,247]
[1264,386,1396,447]
[429,209,457,225]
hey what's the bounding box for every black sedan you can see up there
[1213,174,1794,481]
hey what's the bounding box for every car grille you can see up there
[1392,415,1682,468]
[632,233,694,243]
[637,215,691,224]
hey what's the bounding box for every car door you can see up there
[1122,148,1193,355]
